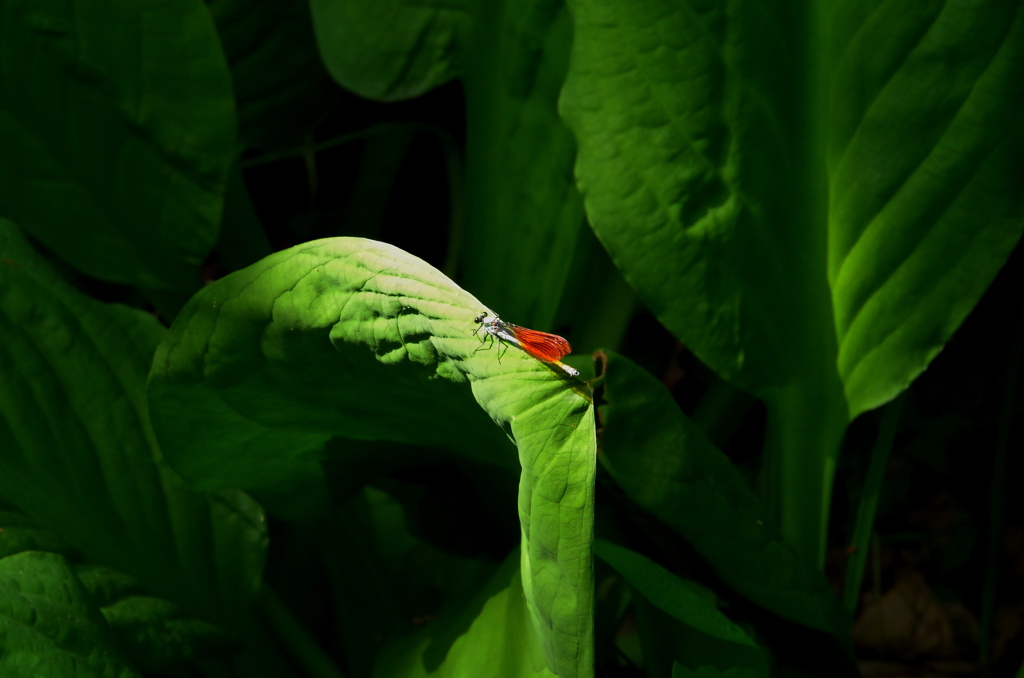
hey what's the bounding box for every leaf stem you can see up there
[842,393,905,614]
[979,302,1024,670]
[258,586,347,678]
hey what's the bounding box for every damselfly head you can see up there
[474,310,498,325]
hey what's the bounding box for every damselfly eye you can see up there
[474,312,488,324]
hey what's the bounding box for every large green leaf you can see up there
[560,0,1024,560]
[0,0,235,289]
[0,220,266,628]
[0,551,140,678]
[148,237,596,677]
[826,2,1024,416]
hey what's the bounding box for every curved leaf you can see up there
[148,237,596,677]
[0,0,234,289]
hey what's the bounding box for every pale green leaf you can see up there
[148,237,596,677]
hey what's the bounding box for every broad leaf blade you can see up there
[828,1,1024,417]
[0,0,234,289]
[560,0,810,392]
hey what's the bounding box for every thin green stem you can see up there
[980,304,1024,672]
[258,586,347,678]
[240,122,456,169]
[842,393,905,614]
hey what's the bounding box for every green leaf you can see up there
[595,540,757,649]
[0,220,266,629]
[0,0,235,289]
[373,548,557,678]
[149,237,512,493]
[210,0,341,151]
[0,551,140,678]
[560,0,1024,561]
[310,0,468,101]
[148,236,596,677]
[827,2,1024,418]
[598,350,849,640]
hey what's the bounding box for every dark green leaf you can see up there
[0,0,235,289]
[599,350,848,639]
[595,540,757,648]
[210,0,341,150]
[0,511,77,560]
[310,0,468,101]
[0,551,140,678]
[0,220,266,629]
[77,565,233,673]
[459,0,585,327]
